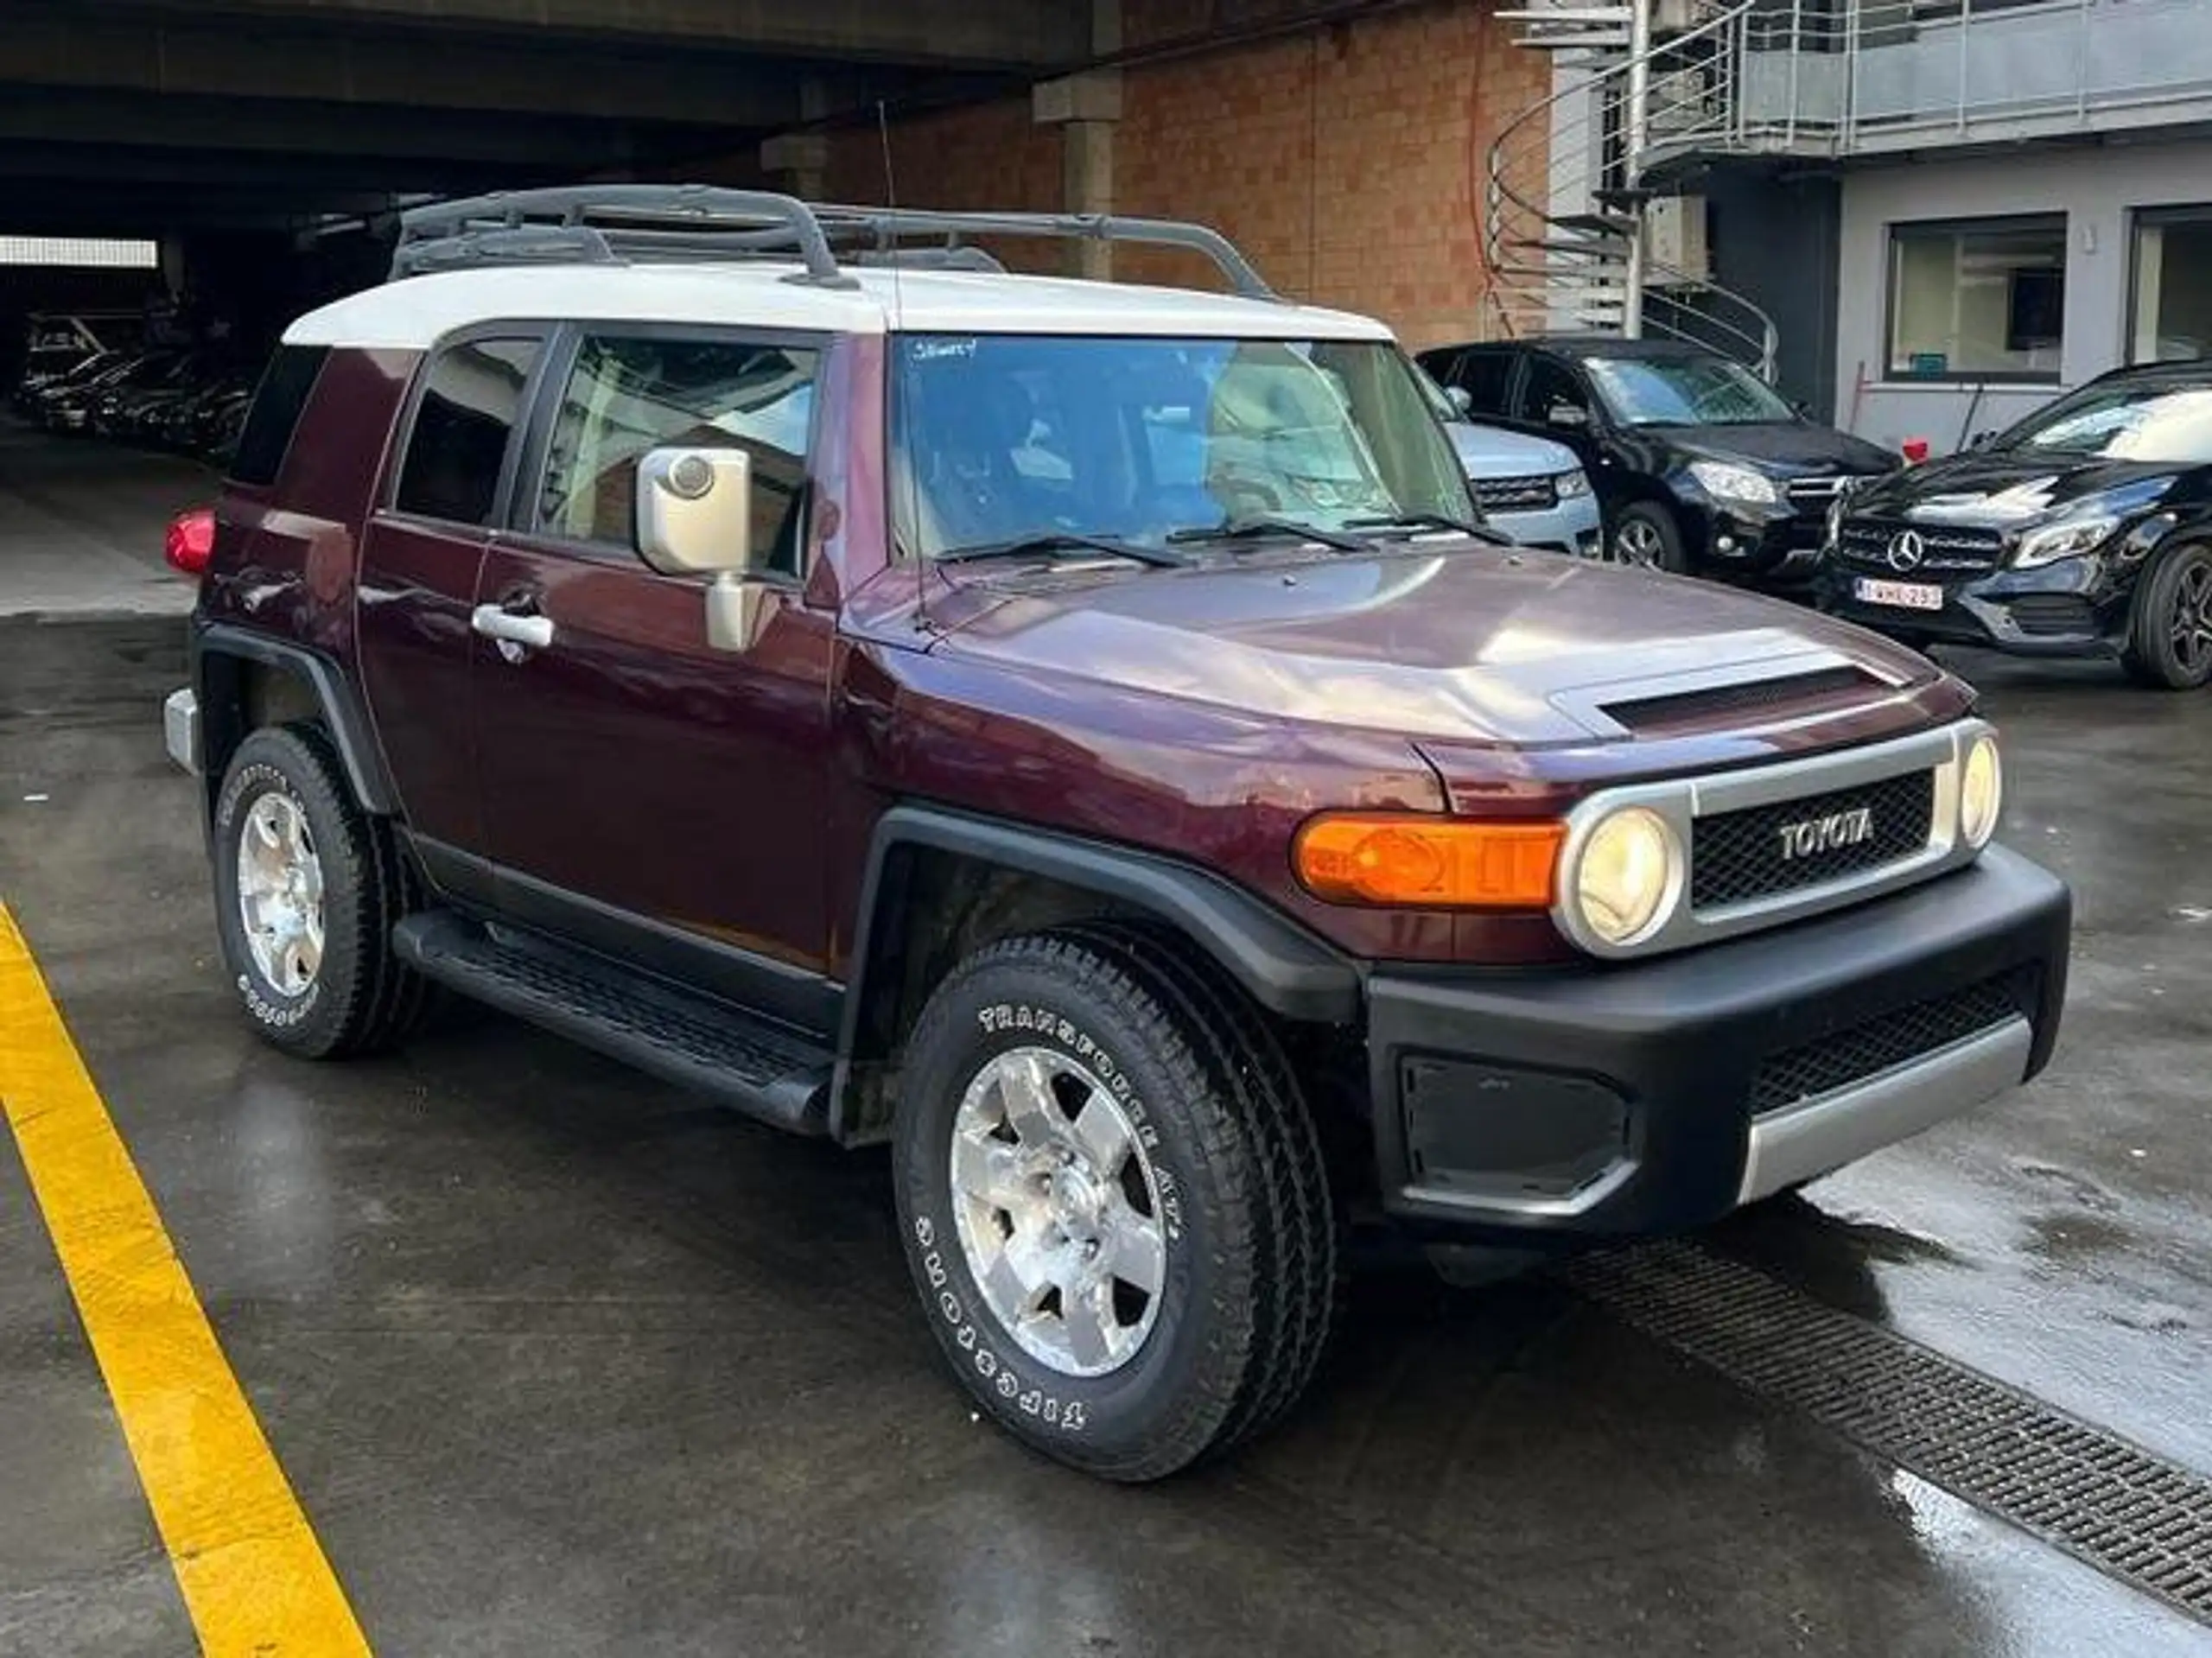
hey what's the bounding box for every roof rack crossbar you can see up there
[395,224,622,277]
[808,206,1277,300]
[388,187,1274,299]
[392,186,855,287]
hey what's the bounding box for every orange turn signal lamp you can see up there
[1293,813,1564,909]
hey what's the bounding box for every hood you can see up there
[1445,420,1580,480]
[1846,446,2184,525]
[925,544,1939,748]
[1656,422,1899,475]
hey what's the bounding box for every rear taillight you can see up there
[165,507,215,576]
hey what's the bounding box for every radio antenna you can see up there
[878,100,938,632]
[876,99,905,328]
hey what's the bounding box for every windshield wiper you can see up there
[1165,515,1370,553]
[1344,511,1513,545]
[934,533,1189,569]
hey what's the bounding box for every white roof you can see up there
[283,262,1395,351]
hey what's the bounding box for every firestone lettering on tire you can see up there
[915,1217,1088,1434]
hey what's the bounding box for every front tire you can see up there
[211,723,431,1058]
[892,931,1336,1481]
[1609,500,1690,574]
[2122,542,2212,690]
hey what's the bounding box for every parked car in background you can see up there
[1416,370,1600,554]
[1820,359,2212,689]
[1417,335,1899,588]
[38,350,182,433]
[14,336,257,468]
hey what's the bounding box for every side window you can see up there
[1518,358,1590,424]
[229,345,328,486]
[1417,348,1465,391]
[393,336,543,526]
[1456,352,1515,416]
[537,334,819,575]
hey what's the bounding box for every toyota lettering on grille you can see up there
[1776,806,1875,862]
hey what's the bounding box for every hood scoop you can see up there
[1553,651,1904,741]
[1599,664,1885,734]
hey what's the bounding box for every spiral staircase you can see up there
[1484,0,1779,377]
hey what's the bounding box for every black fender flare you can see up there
[193,621,397,816]
[831,804,1363,1139]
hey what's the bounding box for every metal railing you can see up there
[1484,0,1780,373]
[1732,0,2212,153]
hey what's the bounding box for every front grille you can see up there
[1838,519,2005,575]
[1691,769,1936,909]
[2009,594,2097,638]
[1472,474,1558,512]
[1750,969,2037,1115]
[1786,475,1850,511]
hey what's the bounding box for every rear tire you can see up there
[891,931,1336,1481]
[1610,500,1691,574]
[2121,542,2212,690]
[211,723,432,1058]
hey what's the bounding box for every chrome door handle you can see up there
[471,604,555,651]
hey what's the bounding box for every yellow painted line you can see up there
[0,904,371,1657]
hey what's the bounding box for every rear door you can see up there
[468,325,839,1021]
[354,330,548,868]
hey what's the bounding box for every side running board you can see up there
[391,911,833,1135]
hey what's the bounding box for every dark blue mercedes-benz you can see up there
[1821,359,2212,689]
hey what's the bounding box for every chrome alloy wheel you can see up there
[949,1046,1168,1378]
[235,791,325,996]
[1611,516,1667,568]
[2171,559,2212,676]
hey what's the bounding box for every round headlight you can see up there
[1572,806,1683,947]
[1959,733,2003,848]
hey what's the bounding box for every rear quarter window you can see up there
[393,336,543,526]
[227,345,329,486]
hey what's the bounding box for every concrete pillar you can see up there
[1033,72,1122,280]
[759,132,830,202]
[1034,0,1122,281]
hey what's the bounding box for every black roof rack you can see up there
[388,185,1276,300]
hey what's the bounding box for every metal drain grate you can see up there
[1563,1241,2212,1626]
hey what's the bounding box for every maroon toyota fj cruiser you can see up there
[163,189,2069,1482]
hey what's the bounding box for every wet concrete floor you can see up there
[3,431,2210,1655]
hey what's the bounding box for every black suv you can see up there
[1820,359,2212,689]
[1418,335,1898,587]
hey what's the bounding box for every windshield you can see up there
[891,334,1472,558]
[1998,378,2212,465]
[1585,355,1795,427]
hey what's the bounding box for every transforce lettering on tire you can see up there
[913,1213,1088,1433]
[973,1001,1183,1242]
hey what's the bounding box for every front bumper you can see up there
[1487,492,1604,557]
[1688,497,1833,584]
[1817,556,2133,657]
[1362,844,2069,1246]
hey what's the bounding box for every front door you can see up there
[469,327,838,1020]
[1510,355,1621,515]
[354,332,548,859]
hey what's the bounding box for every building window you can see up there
[1886,216,2066,382]
[2131,207,2212,364]
[0,236,158,269]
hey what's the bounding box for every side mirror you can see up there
[1970,429,1996,450]
[634,446,777,654]
[1445,384,1473,417]
[637,446,755,576]
[1546,401,1590,430]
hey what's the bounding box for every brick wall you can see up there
[803,0,1548,346]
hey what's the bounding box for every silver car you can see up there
[1443,417,1602,556]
